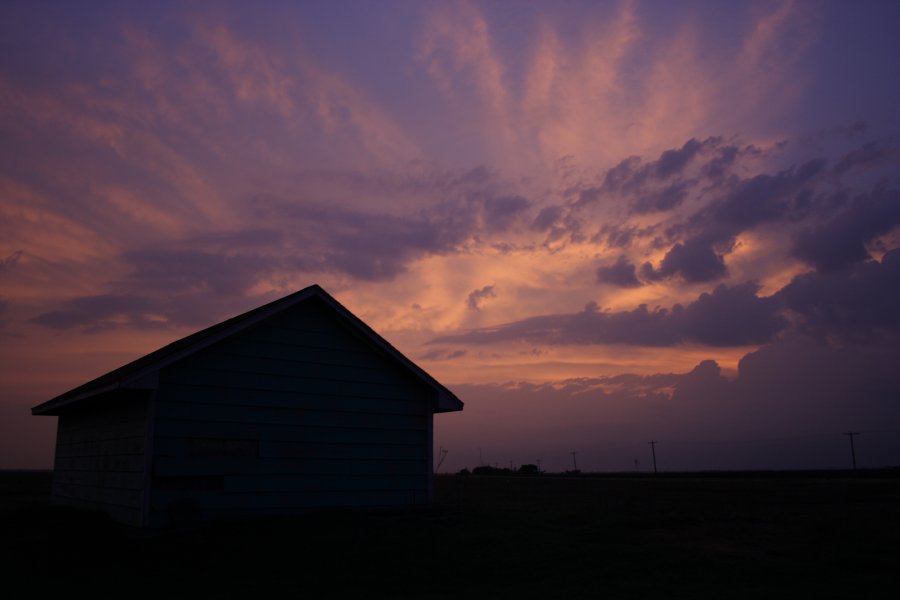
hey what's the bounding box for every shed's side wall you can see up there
[51,391,148,526]
[149,298,432,527]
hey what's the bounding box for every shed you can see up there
[32,285,463,527]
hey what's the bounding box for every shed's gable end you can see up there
[32,285,463,416]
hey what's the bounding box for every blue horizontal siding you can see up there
[151,489,425,511]
[160,383,424,415]
[153,438,424,460]
[160,367,424,402]
[155,401,426,429]
[55,453,144,472]
[149,298,434,520]
[154,456,426,477]
[154,420,425,445]
[51,392,148,525]
[181,351,407,386]
[209,338,384,368]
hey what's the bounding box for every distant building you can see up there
[32,285,463,527]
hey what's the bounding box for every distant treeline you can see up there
[458,464,581,476]
[447,466,900,479]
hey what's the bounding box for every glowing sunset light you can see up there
[2,0,899,472]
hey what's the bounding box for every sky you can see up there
[2,0,899,472]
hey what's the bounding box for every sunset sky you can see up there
[2,0,899,472]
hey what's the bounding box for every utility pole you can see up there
[843,432,860,470]
[571,451,578,471]
[537,459,542,473]
[435,446,448,472]
[648,440,658,474]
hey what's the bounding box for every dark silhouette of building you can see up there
[32,285,463,527]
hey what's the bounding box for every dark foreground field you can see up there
[2,471,899,598]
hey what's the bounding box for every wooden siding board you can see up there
[55,436,145,457]
[202,339,389,368]
[160,367,424,402]
[153,438,426,461]
[51,392,148,523]
[239,326,384,353]
[52,482,143,508]
[153,456,427,477]
[160,384,424,415]
[154,401,426,429]
[154,420,426,445]
[55,454,145,472]
[53,470,144,489]
[145,298,436,520]
[180,352,408,386]
[151,489,424,511]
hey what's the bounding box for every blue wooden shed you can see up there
[32,285,463,527]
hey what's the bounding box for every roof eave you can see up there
[435,389,465,413]
[31,382,120,416]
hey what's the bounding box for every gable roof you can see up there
[32,284,463,416]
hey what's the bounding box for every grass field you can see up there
[1,470,898,597]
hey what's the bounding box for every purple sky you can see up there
[2,1,899,472]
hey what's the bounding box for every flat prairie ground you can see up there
[1,471,898,598]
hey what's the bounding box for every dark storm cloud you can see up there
[26,163,531,332]
[777,247,900,343]
[303,207,470,281]
[599,156,640,193]
[702,143,747,180]
[593,137,894,288]
[436,246,900,351]
[433,281,783,347]
[189,228,284,249]
[31,294,158,331]
[596,224,639,249]
[251,165,532,281]
[791,187,900,272]
[655,138,704,178]
[467,285,496,310]
[679,282,785,346]
[30,237,285,332]
[641,237,729,283]
[706,159,827,229]
[448,334,900,471]
[483,195,530,231]
[419,348,467,361]
[832,139,900,176]
[596,255,641,288]
[632,182,688,214]
[642,158,828,283]
[580,137,738,208]
[125,248,272,296]
[531,205,564,231]
[605,138,709,194]
[30,285,279,333]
